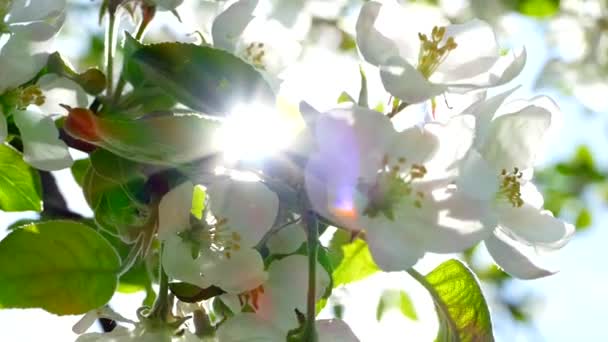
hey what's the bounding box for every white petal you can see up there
[7,0,65,24]
[72,310,100,334]
[212,0,258,52]
[480,102,551,171]
[435,20,499,82]
[13,108,73,171]
[427,188,495,253]
[200,248,267,294]
[9,12,66,41]
[0,38,48,92]
[356,1,446,66]
[457,150,499,202]
[157,181,194,240]
[485,230,556,279]
[216,313,284,342]
[263,255,330,330]
[355,1,399,66]
[380,56,447,104]
[36,74,90,115]
[449,48,527,90]
[266,222,306,255]
[464,86,520,146]
[497,204,574,249]
[424,114,476,179]
[318,319,360,342]
[386,125,439,168]
[316,105,394,181]
[364,214,426,272]
[161,235,209,288]
[207,179,278,247]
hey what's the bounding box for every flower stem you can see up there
[112,7,154,105]
[150,243,170,320]
[302,209,319,342]
[105,11,116,98]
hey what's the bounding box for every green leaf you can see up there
[575,207,592,231]
[0,144,42,212]
[410,260,493,342]
[516,0,560,18]
[376,289,418,321]
[169,282,225,303]
[337,91,355,104]
[84,149,147,240]
[124,34,275,115]
[71,158,91,187]
[0,220,120,315]
[330,231,380,287]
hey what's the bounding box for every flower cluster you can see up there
[0,0,575,341]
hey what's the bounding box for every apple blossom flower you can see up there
[305,105,488,271]
[160,179,278,294]
[355,1,526,104]
[219,255,331,333]
[0,0,73,171]
[217,314,359,342]
[211,0,301,89]
[455,90,575,278]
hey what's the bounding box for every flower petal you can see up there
[497,204,574,249]
[356,1,446,66]
[216,313,285,342]
[485,230,557,279]
[157,181,194,240]
[317,319,360,342]
[7,0,65,24]
[13,108,73,171]
[161,235,210,289]
[364,214,426,272]
[435,20,499,82]
[200,248,267,294]
[212,0,258,52]
[207,179,278,247]
[355,1,399,66]
[464,86,520,146]
[0,38,48,92]
[480,102,552,172]
[266,222,306,255]
[380,56,447,104]
[457,150,499,202]
[8,11,66,41]
[263,255,330,330]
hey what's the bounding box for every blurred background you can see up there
[1,0,607,341]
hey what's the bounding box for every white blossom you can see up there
[355,1,525,104]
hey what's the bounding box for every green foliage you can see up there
[413,259,493,342]
[0,221,120,315]
[0,144,42,212]
[169,282,225,303]
[329,230,380,287]
[376,289,418,321]
[536,145,605,232]
[83,149,147,241]
[123,34,275,115]
[515,0,560,18]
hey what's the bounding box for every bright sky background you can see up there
[1,1,608,341]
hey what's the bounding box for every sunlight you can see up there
[216,101,303,162]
